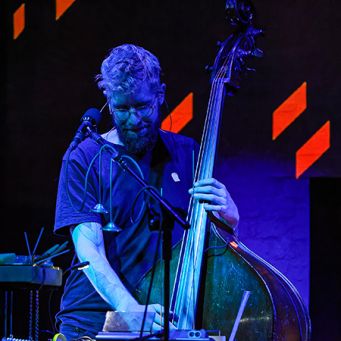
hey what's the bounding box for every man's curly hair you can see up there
[96,44,162,99]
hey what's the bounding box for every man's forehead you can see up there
[111,82,156,104]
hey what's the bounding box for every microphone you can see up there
[70,108,102,150]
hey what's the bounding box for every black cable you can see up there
[138,199,164,340]
[64,147,95,213]
[47,288,58,334]
[65,143,121,214]
[130,185,158,224]
[163,99,173,132]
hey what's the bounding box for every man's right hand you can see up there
[127,303,177,332]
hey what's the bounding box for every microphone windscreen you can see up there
[82,108,102,125]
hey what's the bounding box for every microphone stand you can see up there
[89,131,190,341]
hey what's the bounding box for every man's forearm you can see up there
[72,222,139,311]
[83,250,138,310]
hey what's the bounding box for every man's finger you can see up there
[194,178,224,189]
[192,193,226,206]
[203,203,223,211]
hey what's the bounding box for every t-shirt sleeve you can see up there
[54,146,102,236]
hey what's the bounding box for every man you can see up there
[54,44,239,340]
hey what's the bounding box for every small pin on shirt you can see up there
[171,172,180,182]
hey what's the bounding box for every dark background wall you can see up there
[0,0,340,340]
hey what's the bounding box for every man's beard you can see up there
[113,116,160,156]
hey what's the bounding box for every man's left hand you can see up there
[188,178,239,230]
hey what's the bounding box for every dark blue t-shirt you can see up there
[54,130,198,334]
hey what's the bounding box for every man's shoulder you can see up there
[62,137,101,162]
[159,129,198,149]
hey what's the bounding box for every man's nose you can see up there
[127,108,142,123]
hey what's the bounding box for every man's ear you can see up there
[158,83,166,105]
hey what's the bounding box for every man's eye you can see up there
[115,107,129,112]
[137,105,148,110]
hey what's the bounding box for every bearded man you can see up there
[54,44,239,340]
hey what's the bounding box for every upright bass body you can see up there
[135,225,311,340]
[202,227,311,340]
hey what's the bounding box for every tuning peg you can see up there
[246,67,256,72]
[250,27,264,37]
[91,203,108,214]
[252,48,263,58]
[205,64,213,72]
[216,40,223,47]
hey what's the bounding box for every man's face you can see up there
[109,82,164,156]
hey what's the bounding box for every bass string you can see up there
[183,77,226,326]
[172,58,228,326]
[173,78,218,321]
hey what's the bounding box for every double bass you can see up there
[135,1,312,340]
